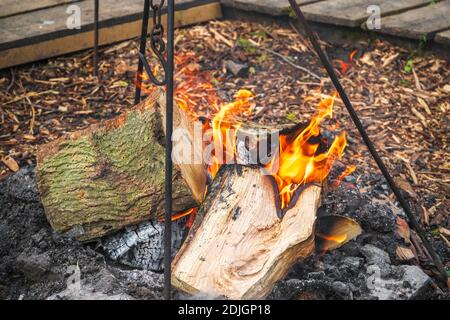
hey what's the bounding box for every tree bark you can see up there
[172,165,322,299]
[36,89,204,241]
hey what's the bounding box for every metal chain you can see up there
[150,0,165,54]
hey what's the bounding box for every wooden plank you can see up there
[301,0,431,27]
[1,0,140,49]
[0,2,222,69]
[0,0,79,18]
[0,0,218,51]
[220,0,323,16]
[435,29,450,45]
[378,1,450,40]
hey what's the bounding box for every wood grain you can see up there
[172,165,321,299]
[0,1,221,69]
[435,29,450,45]
[0,0,79,18]
[221,0,323,16]
[301,0,431,27]
[379,1,450,40]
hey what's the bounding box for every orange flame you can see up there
[134,67,159,96]
[174,52,221,118]
[265,94,347,209]
[170,207,197,221]
[160,207,198,227]
[148,51,351,216]
[207,89,254,177]
[172,53,255,178]
[317,233,348,244]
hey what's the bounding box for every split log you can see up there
[200,114,305,167]
[172,165,322,299]
[36,89,206,241]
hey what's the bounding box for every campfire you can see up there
[1,0,446,299]
[145,52,350,215]
[36,50,361,299]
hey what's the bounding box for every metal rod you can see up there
[288,0,447,282]
[134,0,151,104]
[93,0,99,77]
[164,0,175,300]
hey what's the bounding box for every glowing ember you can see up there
[316,232,348,244]
[338,50,357,75]
[332,164,357,188]
[160,207,198,225]
[171,207,198,221]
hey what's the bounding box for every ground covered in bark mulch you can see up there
[0,19,448,298]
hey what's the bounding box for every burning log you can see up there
[36,89,206,241]
[35,87,299,241]
[171,92,354,299]
[35,46,357,296]
[172,165,322,299]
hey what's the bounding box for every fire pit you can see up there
[0,2,448,301]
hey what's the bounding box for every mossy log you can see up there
[36,89,205,241]
[172,165,322,299]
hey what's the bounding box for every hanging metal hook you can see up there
[135,0,167,102]
[139,31,167,85]
[140,0,167,86]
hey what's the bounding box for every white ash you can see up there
[101,219,187,272]
[102,221,159,260]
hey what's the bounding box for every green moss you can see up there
[37,106,196,240]
[94,109,165,185]
[39,136,127,229]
